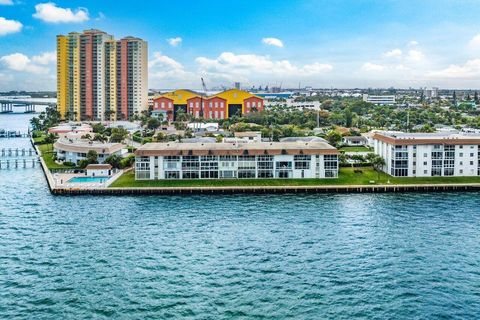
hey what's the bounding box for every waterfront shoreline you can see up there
[51,183,480,195]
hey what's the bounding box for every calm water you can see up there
[1,114,480,319]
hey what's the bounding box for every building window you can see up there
[165,171,180,179]
[294,155,311,170]
[324,155,338,178]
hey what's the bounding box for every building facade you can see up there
[362,94,396,105]
[54,138,126,164]
[134,141,339,180]
[57,30,148,121]
[152,89,264,121]
[373,131,480,177]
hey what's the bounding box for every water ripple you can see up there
[1,130,480,318]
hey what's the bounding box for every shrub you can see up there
[119,154,135,169]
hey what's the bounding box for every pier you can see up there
[0,141,40,169]
[1,148,35,157]
[0,158,40,169]
[0,130,30,138]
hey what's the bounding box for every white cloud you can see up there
[0,0,13,5]
[195,52,331,83]
[0,53,50,74]
[149,52,183,70]
[428,59,480,79]
[167,37,182,47]
[408,40,419,46]
[0,17,22,36]
[406,49,424,62]
[383,48,402,58]
[33,2,89,23]
[262,37,284,48]
[468,34,480,49]
[361,62,385,72]
[148,51,196,88]
[301,62,333,74]
[95,12,106,21]
[32,51,56,65]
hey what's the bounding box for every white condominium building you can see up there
[363,94,396,105]
[134,141,339,180]
[373,131,480,177]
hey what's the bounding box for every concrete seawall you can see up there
[51,183,480,195]
[31,137,55,192]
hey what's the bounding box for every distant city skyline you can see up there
[2,0,480,90]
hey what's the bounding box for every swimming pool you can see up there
[67,176,110,183]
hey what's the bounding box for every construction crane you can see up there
[201,77,208,93]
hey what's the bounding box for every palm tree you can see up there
[104,109,116,121]
[370,154,386,181]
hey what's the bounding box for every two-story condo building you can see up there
[373,131,480,177]
[54,138,126,164]
[134,141,339,180]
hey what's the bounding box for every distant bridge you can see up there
[0,99,57,114]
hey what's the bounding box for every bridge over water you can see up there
[0,99,57,114]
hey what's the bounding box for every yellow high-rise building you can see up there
[56,30,148,121]
[56,35,68,119]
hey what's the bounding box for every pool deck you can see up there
[33,137,123,191]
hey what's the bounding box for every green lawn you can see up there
[109,167,480,188]
[339,146,373,152]
[37,144,75,170]
[33,136,46,144]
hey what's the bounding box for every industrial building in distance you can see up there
[373,131,480,177]
[134,140,339,180]
[152,89,265,121]
[57,29,148,121]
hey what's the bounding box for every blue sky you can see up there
[1,0,480,90]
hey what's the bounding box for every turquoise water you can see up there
[68,176,109,183]
[1,114,480,319]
